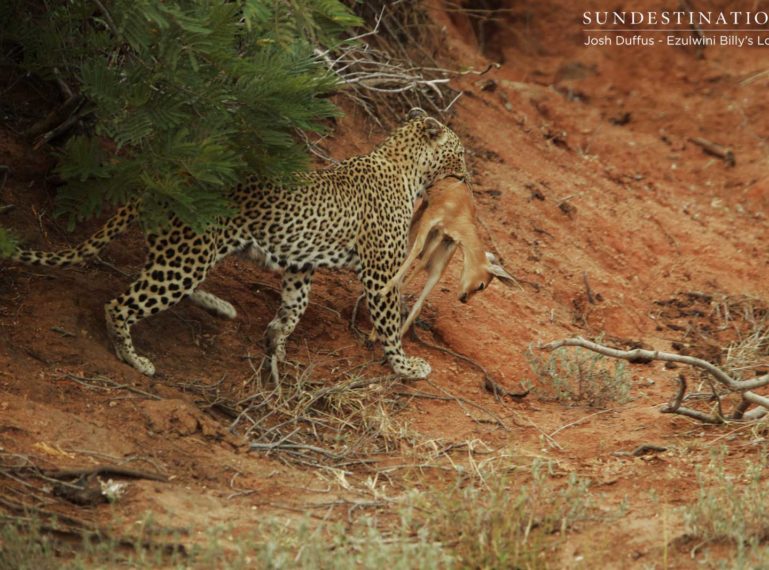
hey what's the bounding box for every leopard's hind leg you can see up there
[265,267,314,363]
[104,235,216,376]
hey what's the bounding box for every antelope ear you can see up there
[407,107,427,120]
[489,263,518,286]
[424,117,446,142]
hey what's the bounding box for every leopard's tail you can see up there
[11,202,139,267]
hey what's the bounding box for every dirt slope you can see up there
[2,1,769,567]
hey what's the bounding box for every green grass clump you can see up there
[0,459,598,569]
[415,460,593,569]
[684,448,769,568]
[0,521,60,570]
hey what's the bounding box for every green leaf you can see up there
[242,0,273,30]
[56,136,109,182]
[0,226,18,258]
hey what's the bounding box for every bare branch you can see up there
[661,405,724,424]
[44,465,168,482]
[742,406,768,420]
[541,336,769,423]
[541,337,769,391]
[23,94,84,140]
[314,1,460,124]
[666,374,687,412]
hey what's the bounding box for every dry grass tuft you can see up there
[181,359,416,467]
[724,320,769,379]
[414,459,595,568]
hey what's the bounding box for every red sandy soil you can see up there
[2,0,769,567]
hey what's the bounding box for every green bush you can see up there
[1,0,360,234]
[685,448,769,568]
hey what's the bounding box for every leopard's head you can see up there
[398,108,468,187]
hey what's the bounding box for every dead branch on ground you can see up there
[61,373,161,400]
[611,444,668,457]
[689,137,736,167]
[0,495,187,556]
[23,94,84,140]
[45,465,168,482]
[582,271,597,304]
[0,465,185,556]
[541,336,769,424]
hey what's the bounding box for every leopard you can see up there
[9,109,467,378]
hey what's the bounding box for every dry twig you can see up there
[61,373,161,400]
[425,378,510,431]
[689,137,736,167]
[23,94,84,140]
[611,444,668,457]
[583,271,596,304]
[45,465,168,482]
[320,2,460,125]
[410,328,528,400]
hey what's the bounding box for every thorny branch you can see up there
[541,336,769,424]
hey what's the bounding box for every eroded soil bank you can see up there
[2,1,769,567]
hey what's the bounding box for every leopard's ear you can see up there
[407,107,427,120]
[423,117,447,142]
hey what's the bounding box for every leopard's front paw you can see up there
[393,356,431,379]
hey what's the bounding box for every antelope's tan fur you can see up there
[376,177,516,339]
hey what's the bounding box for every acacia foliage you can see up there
[0,0,360,245]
